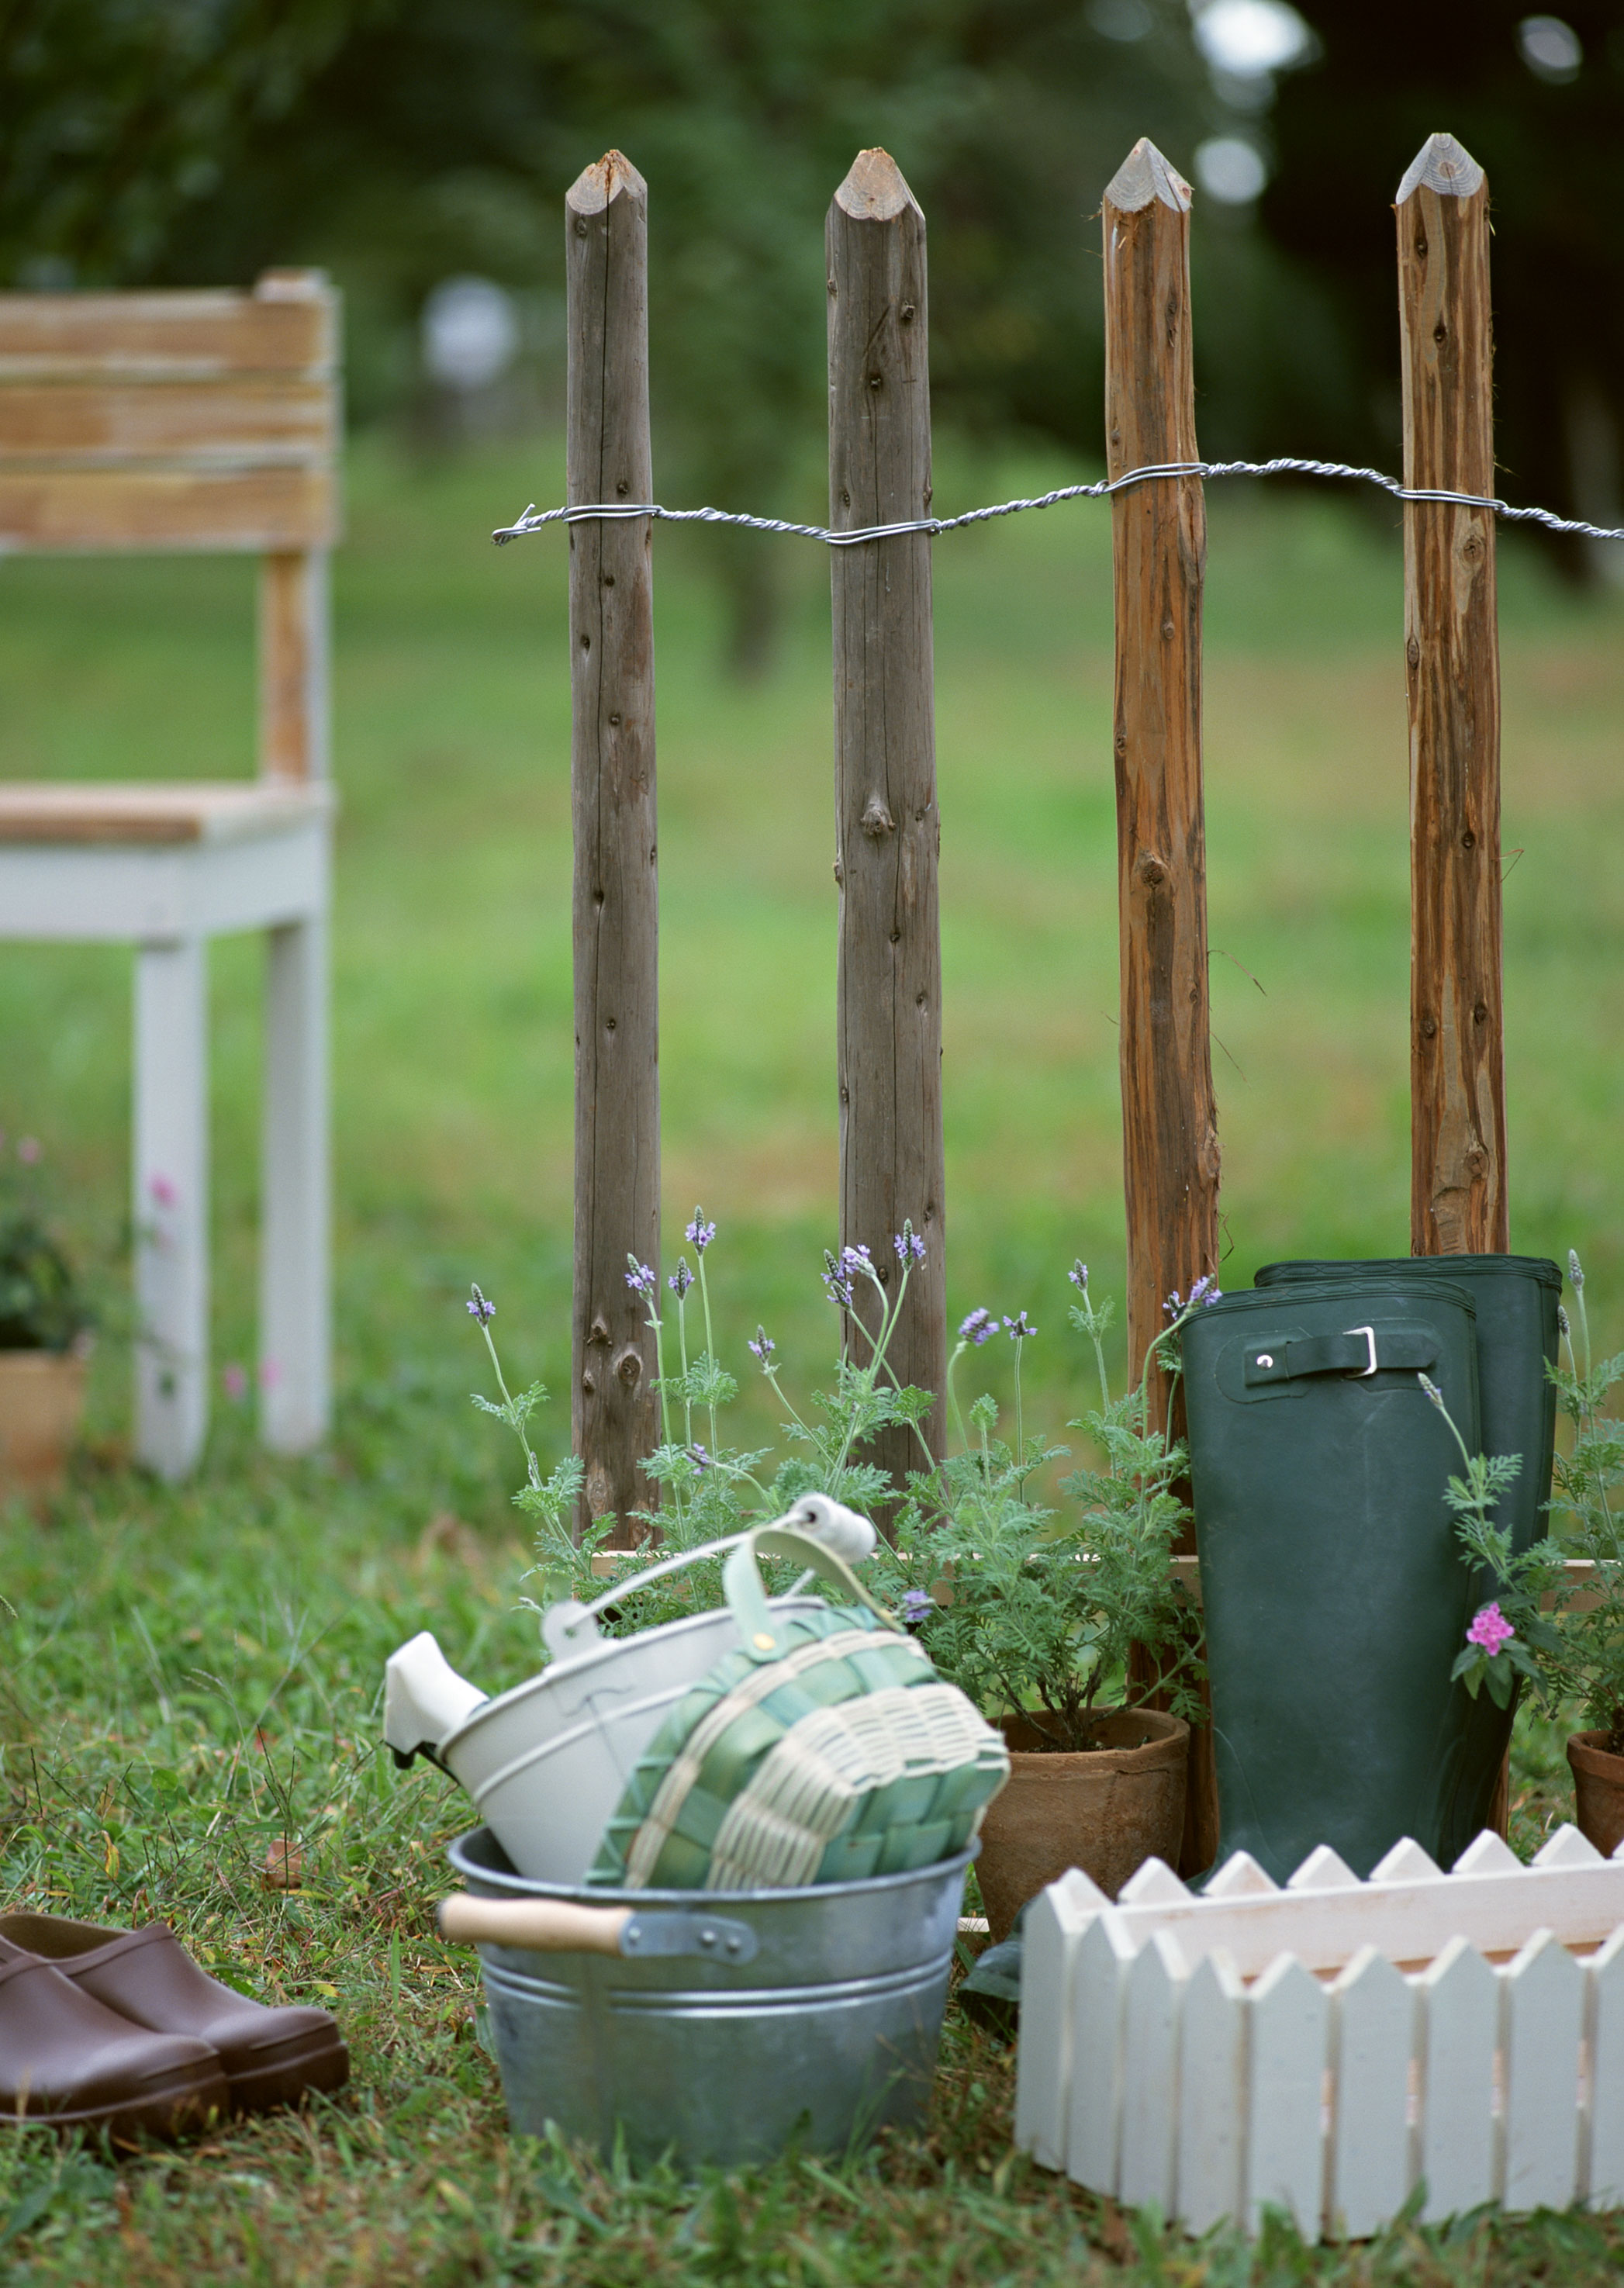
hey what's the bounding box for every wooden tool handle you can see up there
[438,1895,632,1954]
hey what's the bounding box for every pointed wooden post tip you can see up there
[834,147,919,221]
[567,149,647,214]
[1396,132,1484,203]
[1104,137,1190,215]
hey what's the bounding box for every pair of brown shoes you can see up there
[0,1912,348,2145]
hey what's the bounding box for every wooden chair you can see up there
[0,272,340,1477]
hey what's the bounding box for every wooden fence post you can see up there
[1398,133,1508,1257]
[1103,137,1221,1872]
[567,151,659,1543]
[827,148,946,1485]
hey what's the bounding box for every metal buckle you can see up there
[1345,1324,1378,1377]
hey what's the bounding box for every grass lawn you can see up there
[1,431,1622,2280]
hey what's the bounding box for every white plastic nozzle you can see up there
[783,1492,877,1565]
[383,1631,489,1764]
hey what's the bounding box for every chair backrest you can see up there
[0,270,341,781]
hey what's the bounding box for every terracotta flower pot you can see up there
[975,1707,1190,1944]
[1567,1730,1624,1859]
[0,1349,88,1502]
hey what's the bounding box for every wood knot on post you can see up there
[1135,849,1170,887]
[587,1315,611,1348]
[613,1344,643,1390]
[861,796,896,838]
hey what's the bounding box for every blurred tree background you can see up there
[3,0,1621,666]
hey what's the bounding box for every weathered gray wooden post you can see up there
[1398,133,1508,1259]
[566,151,660,1542]
[826,148,947,1487]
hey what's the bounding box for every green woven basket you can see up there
[588,1526,1010,1892]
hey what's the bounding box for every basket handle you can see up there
[723,1525,895,1663]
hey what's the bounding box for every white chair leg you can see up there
[133,937,209,1478]
[260,913,329,1451]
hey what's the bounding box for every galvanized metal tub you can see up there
[448,1825,973,2169]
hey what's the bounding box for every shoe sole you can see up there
[228,2030,349,2115]
[6,2062,230,2147]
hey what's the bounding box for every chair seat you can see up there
[0,780,331,847]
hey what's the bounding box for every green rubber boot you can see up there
[1181,1278,1483,1882]
[1254,1256,1560,1864]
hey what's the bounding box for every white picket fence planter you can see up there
[1015,1823,1624,2240]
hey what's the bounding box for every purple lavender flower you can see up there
[1004,1312,1036,1340]
[748,1328,776,1367]
[900,1587,935,1626]
[686,1209,717,1254]
[893,1225,927,1264]
[1570,1249,1586,1292]
[1187,1274,1221,1308]
[823,1250,854,1308]
[840,1243,874,1277]
[1163,1289,1184,1321]
[1559,1305,1572,1340]
[687,1443,713,1472]
[1069,1260,1089,1294]
[669,1258,694,1299]
[467,1284,496,1325]
[625,1259,656,1298]
[959,1307,996,1346]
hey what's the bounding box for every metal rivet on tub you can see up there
[1257,1354,1273,1368]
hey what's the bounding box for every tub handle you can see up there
[439,1893,759,1962]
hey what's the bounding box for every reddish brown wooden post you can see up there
[1398,133,1508,1259]
[827,148,946,1485]
[1103,138,1221,1872]
[567,151,659,1543]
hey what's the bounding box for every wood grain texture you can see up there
[0,275,335,378]
[827,148,946,1490]
[259,551,329,782]
[1398,134,1508,1256]
[0,377,333,461]
[0,781,330,845]
[0,465,337,552]
[567,152,660,1543]
[1103,139,1220,1875]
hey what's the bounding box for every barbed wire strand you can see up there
[492,455,1624,551]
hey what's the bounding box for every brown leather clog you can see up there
[0,1917,347,2115]
[0,1951,230,2143]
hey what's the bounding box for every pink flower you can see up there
[222,1363,248,1402]
[149,1173,178,1208]
[1466,1602,1515,1658]
[16,1136,40,1165]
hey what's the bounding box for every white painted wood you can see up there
[1066,1910,1136,2194]
[1177,1947,1247,2234]
[1091,1855,1624,1980]
[1244,1953,1328,2238]
[1415,1935,1498,2223]
[0,815,327,941]
[1289,1844,1359,1892]
[1327,1944,1414,2240]
[1016,1865,1110,2170]
[1204,1851,1278,1899]
[1583,1924,1624,2207]
[1453,1830,1522,1876]
[1370,1837,1443,1883]
[133,937,209,1477]
[260,914,329,1451]
[1501,1927,1583,2213]
[1118,1857,1190,1907]
[1119,1930,1189,2213]
[1533,1823,1604,1871]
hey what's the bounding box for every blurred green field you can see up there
[2,436,1622,2281]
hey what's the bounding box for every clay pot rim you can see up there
[1567,1728,1624,1771]
[996,1706,1189,1771]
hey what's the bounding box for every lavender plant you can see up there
[869,1267,1213,1751]
[1544,1253,1624,1747]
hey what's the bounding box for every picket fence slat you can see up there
[1018,1827,1624,2241]
[1328,1946,1412,2239]
[1584,1927,1624,2207]
[1119,1932,1188,2210]
[1245,1955,1326,2235]
[1177,1949,1247,2234]
[1501,1928,1584,2213]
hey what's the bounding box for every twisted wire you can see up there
[492,456,1624,550]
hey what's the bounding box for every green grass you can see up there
[2,433,1622,2279]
